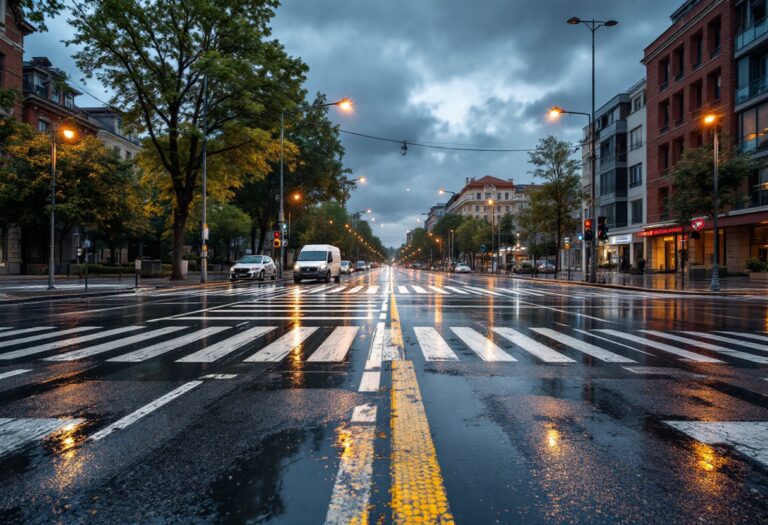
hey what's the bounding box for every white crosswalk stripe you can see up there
[0,326,145,360]
[596,330,723,363]
[464,286,503,296]
[492,328,575,363]
[443,286,469,295]
[366,286,380,294]
[664,421,768,468]
[108,327,230,362]
[0,327,100,350]
[413,327,459,361]
[243,326,319,362]
[0,369,31,380]
[346,286,364,294]
[530,328,636,363]
[176,326,277,363]
[682,331,768,353]
[641,330,768,364]
[450,327,516,361]
[411,285,428,294]
[0,417,84,457]
[428,285,448,294]
[327,286,346,294]
[308,327,359,362]
[397,285,410,294]
[46,327,189,361]
[718,332,768,344]
[0,327,55,339]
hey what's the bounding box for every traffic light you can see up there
[597,216,608,241]
[564,236,572,250]
[273,231,281,248]
[583,218,593,242]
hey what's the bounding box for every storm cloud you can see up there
[25,0,675,246]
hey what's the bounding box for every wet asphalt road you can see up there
[0,266,767,524]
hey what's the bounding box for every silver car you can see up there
[229,255,277,281]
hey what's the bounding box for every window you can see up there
[709,17,721,56]
[50,83,59,103]
[632,91,645,112]
[691,80,703,110]
[713,72,721,100]
[600,171,616,195]
[659,144,670,172]
[629,126,643,150]
[660,101,670,131]
[674,45,685,80]
[673,91,684,125]
[504,192,509,199]
[631,199,643,225]
[505,205,510,212]
[496,192,501,200]
[0,0,6,31]
[37,119,49,132]
[629,164,643,187]
[64,93,74,109]
[672,136,685,165]
[476,192,481,199]
[474,205,479,212]
[125,151,132,160]
[659,57,670,88]
[691,32,703,68]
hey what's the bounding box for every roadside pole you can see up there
[135,258,141,289]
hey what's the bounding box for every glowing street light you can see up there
[48,124,78,290]
[703,113,721,292]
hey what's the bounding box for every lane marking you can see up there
[391,361,454,524]
[379,312,387,320]
[307,327,359,362]
[641,330,768,364]
[664,421,768,468]
[324,406,377,525]
[307,285,331,294]
[463,285,503,296]
[177,326,277,362]
[573,329,655,356]
[413,327,459,361]
[719,332,768,343]
[366,286,380,294]
[596,330,723,363]
[0,417,84,457]
[166,316,373,321]
[443,286,469,295]
[411,285,428,294]
[0,369,31,380]
[622,366,706,378]
[327,286,347,294]
[682,331,768,353]
[0,327,55,339]
[428,285,448,294]
[366,322,386,370]
[0,326,145,360]
[108,327,229,362]
[389,288,404,355]
[89,381,202,441]
[199,374,238,379]
[358,371,381,392]
[45,327,188,361]
[492,327,574,363]
[346,286,364,294]
[531,328,636,363]
[351,403,377,423]
[397,285,410,294]
[0,326,100,349]
[450,327,516,361]
[243,326,318,362]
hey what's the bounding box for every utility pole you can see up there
[200,75,209,283]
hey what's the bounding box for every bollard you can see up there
[134,258,142,289]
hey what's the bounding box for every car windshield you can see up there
[341,261,350,266]
[237,256,263,264]
[298,251,328,262]
[357,261,366,265]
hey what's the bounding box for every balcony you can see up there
[736,75,768,104]
[736,19,768,51]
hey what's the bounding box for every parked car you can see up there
[537,262,556,274]
[512,261,534,274]
[229,255,277,281]
[454,263,472,274]
[293,244,342,284]
[356,260,367,272]
[340,261,354,275]
[370,262,380,269]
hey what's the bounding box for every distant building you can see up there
[424,203,445,232]
[443,175,533,222]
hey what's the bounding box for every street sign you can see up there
[83,239,92,249]
[134,259,142,270]
[691,218,705,232]
[282,240,288,247]
[203,224,209,240]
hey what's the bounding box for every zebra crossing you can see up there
[0,322,766,369]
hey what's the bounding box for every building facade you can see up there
[443,175,532,222]
[642,0,749,273]
[424,203,446,232]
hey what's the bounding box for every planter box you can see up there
[749,272,768,281]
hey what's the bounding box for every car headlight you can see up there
[293,263,300,271]
[320,263,328,270]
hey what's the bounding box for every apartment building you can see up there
[443,175,533,222]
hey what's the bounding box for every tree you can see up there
[69,0,307,278]
[233,94,347,255]
[667,139,757,228]
[527,136,583,273]
[207,203,251,263]
[432,213,464,260]
[12,0,64,30]
[516,187,551,272]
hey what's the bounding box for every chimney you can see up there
[465,177,469,184]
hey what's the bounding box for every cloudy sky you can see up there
[25,0,676,247]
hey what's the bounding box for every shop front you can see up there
[600,232,643,271]
[639,225,683,273]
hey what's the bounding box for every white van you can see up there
[293,244,342,284]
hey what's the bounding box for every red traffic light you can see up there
[273,231,281,239]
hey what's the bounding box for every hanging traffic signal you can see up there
[597,216,608,241]
[583,218,593,242]
[273,231,281,248]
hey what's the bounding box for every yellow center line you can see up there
[391,360,454,524]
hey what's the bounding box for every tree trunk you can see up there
[250,224,257,254]
[171,205,189,280]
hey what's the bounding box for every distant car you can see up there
[454,263,471,274]
[356,260,367,272]
[513,261,534,274]
[537,262,556,274]
[370,262,380,269]
[340,261,354,275]
[230,255,277,281]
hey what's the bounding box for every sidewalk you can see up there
[0,271,289,303]
[511,269,768,294]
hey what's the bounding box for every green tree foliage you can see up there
[68,0,307,278]
[234,94,348,254]
[526,136,583,273]
[666,139,757,226]
[0,127,147,263]
[207,203,251,263]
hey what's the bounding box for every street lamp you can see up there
[279,97,353,274]
[564,16,618,283]
[703,113,721,292]
[439,188,456,196]
[48,123,78,290]
[488,199,496,273]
